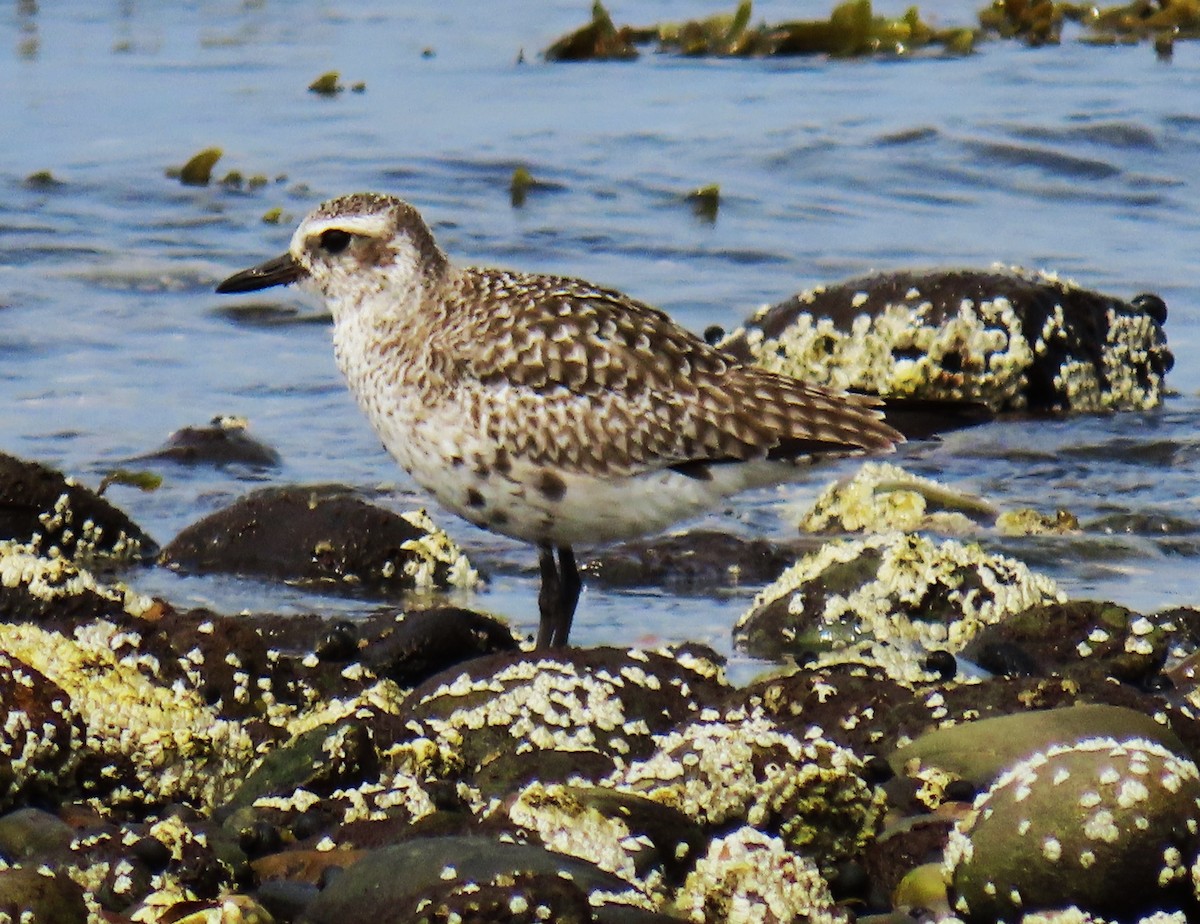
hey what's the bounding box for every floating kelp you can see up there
[307,70,344,94]
[980,0,1200,46]
[545,0,978,60]
[543,1,639,61]
[686,183,720,222]
[167,147,222,186]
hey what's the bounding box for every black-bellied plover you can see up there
[216,193,906,648]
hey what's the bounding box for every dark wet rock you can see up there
[945,735,1200,921]
[395,646,729,798]
[297,837,637,924]
[139,415,282,468]
[358,605,521,685]
[610,710,884,874]
[159,485,479,595]
[254,878,321,922]
[889,703,1188,793]
[583,528,803,591]
[720,266,1172,414]
[860,814,958,912]
[0,807,75,860]
[211,299,332,328]
[0,867,89,923]
[734,532,1062,676]
[962,599,1168,686]
[0,451,155,561]
[970,639,1041,676]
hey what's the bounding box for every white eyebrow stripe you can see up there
[306,214,391,239]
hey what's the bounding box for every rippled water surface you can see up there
[3,1,1200,666]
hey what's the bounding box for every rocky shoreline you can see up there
[0,442,1196,924]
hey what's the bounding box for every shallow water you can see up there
[3,1,1200,670]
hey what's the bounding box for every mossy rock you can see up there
[946,736,1200,921]
[890,703,1188,791]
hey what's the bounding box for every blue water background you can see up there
[2,1,1200,666]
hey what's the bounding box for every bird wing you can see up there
[450,270,900,477]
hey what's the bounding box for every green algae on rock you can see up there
[890,704,1190,794]
[719,266,1171,414]
[734,532,1064,677]
[944,736,1200,921]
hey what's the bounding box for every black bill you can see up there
[215,253,306,294]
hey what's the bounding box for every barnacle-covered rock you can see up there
[609,711,884,872]
[0,452,154,562]
[735,660,926,757]
[0,619,256,808]
[0,538,155,623]
[0,653,81,811]
[159,487,478,594]
[674,827,848,924]
[504,782,704,896]
[720,266,1172,414]
[62,812,248,916]
[397,646,729,800]
[944,737,1200,921]
[734,532,1064,679]
[230,766,437,852]
[799,461,995,535]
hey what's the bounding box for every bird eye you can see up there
[319,229,352,254]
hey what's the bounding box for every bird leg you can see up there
[537,543,581,648]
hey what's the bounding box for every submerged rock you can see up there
[583,528,801,591]
[160,486,479,594]
[138,415,282,468]
[720,266,1172,414]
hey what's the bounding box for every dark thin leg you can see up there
[557,545,581,645]
[536,543,581,649]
